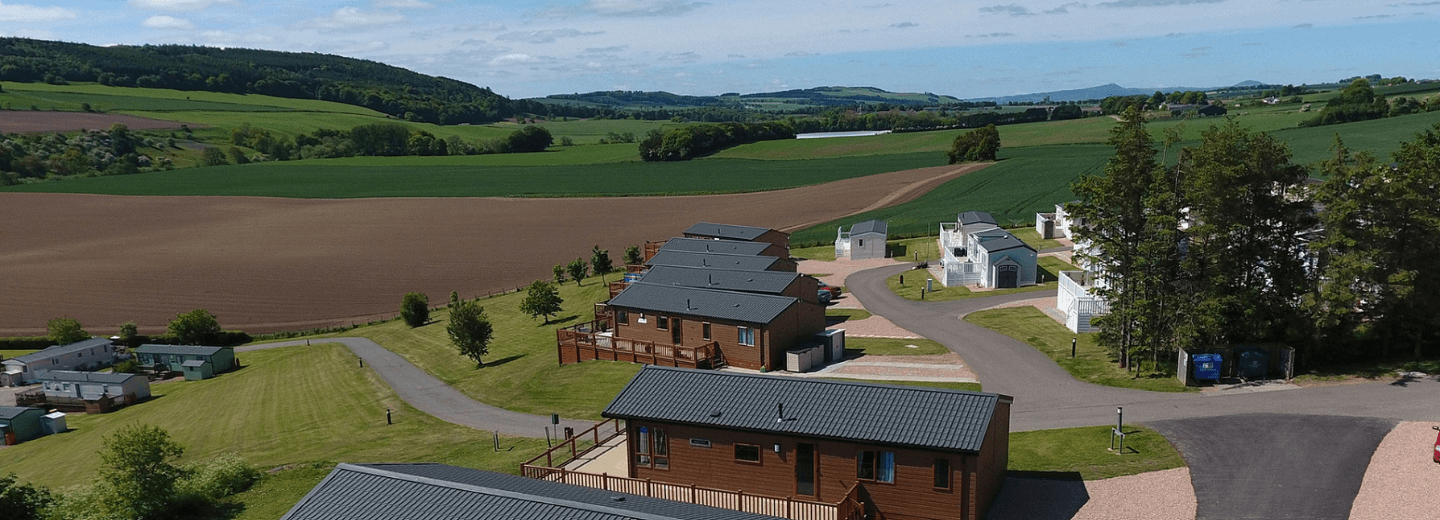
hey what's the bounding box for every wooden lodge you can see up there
[523,366,1013,520]
[682,222,792,260]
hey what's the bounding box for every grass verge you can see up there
[1010,227,1063,250]
[314,273,639,420]
[1292,357,1440,386]
[0,343,549,490]
[1009,425,1186,480]
[846,337,949,356]
[886,236,942,263]
[964,307,1190,392]
[825,308,872,321]
[1,349,39,359]
[791,244,837,261]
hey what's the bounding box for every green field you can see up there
[316,274,641,419]
[790,144,1110,245]
[964,307,1190,392]
[4,82,384,115]
[0,150,946,198]
[0,343,548,490]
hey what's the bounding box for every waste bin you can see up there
[1236,347,1268,380]
[1192,353,1221,382]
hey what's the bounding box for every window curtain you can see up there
[877,451,895,483]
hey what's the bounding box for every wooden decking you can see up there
[520,419,863,520]
[556,318,722,369]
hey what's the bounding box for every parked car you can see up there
[1433,425,1439,463]
[818,283,842,298]
[817,289,832,305]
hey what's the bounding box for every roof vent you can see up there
[611,496,626,502]
[709,410,722,418]
[733,303,740,307]
[777,402,784,423]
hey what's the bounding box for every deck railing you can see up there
[557,318,720,369]
[521,466,844,520]
[520,418,624,471]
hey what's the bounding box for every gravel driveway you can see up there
[1349,421,1440,519]
[985,468,1195,520]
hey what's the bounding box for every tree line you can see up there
[638,121,795,161]
[209,123,552,166]
[1299,78,1440,127]
[0,124,174,185]
[1070,107,1440,373]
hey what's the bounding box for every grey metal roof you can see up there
[604,366,1010,454]
[279,463,782,520]
[645,251,780,272]
[682,222,775,241]
[608,283,797,325]
[135,344,227,356]
[0,406,42,421]
[658,238,772,257]
[637,266,799,296]
[11,338,112,364]
[958,211,996,226]
[181,360,208,368]
[976,235,1034,254]
[39,370,143,384]
[848,219,887,236]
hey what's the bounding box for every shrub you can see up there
[400,292,430,328]
[179,453,260,501]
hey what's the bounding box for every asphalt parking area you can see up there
[1148,413,1395,520]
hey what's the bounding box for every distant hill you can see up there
[535,86,969,110]
[967,81,1271,104]
[0,37,548,124]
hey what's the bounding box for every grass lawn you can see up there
[819,378,982,392]
[231,463,335,520]
[884,256,1075,302]
[0,151,946,198]
[5,82,383,116]
[0,343,549,490]
[846,337,949,356]
[1009,425,1186,480]
[825,308,872,322]
[791,244,837,261]
[1292,357,1440,385]
[964,307,1190,392]
[1010,227,1063,250]
[1,349,38,359]
[314,274,640,420]
[886,236,942,263]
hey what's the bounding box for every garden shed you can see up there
[0,406,46,445]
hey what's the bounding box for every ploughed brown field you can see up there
[0,111,190,133]
[0,163,982,335]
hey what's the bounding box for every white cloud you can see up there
[491,53,535,65]
[586,0,706,17]
[143,15,196,30]
[310,7,406,30]
[129,0,238,12]
[979,4,1033,16]
[1097,0,1225,7]
[0,1,76,22]
[496,28,603,44]
[890,22,918,28]
[374,0,433,8]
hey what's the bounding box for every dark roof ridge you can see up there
[627,281,797,300]
[327,464,708,520]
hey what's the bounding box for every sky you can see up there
[1,0,1437,99]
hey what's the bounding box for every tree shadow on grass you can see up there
[541,315,581,327]
[985,471,1088,520]
[481,355,523,369]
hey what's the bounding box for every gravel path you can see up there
[986,467,1195,520]
[1349,421,1440,520]
[830,314,920,338]
[238,339,591,437]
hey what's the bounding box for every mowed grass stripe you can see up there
[0,343,548,489]
[0,151,946,198]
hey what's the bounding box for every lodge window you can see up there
[934,458,951,490]
[737,327,755,346]
[635,426,669,470]
[657,316,668,330]
[735,444,762,464]
[858,239,864,247]
[857,450,895,483]
[617,310,628,324]
[702,322,711,340]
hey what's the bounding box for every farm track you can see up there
[0,162,989,335]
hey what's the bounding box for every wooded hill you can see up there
[539,86,973,110]
[0,37,557,125]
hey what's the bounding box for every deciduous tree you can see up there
[566,257,589,285]
[623,245,643,265]
[946,124,1000,163]
[0,473,51,520]
[99,424,188,520]
[519,280,564,324]
[400,292,429,328]
[47,317,89,345]
[591,245,614,275]
[552,264,567,284]
[168,309,221,345]
[447,301,494,367]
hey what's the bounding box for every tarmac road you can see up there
[239,338,592,437]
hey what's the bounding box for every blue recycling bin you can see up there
[1192,353,1221,382]
[1237,347,1269,380]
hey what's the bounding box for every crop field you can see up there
[494,118,686,144]
[308,143,641,167]
[0,151,946,198]
[789,144,1110,245]
[4,82,383,115]
[0,343,548,489]
[0,164,973,335]
[1271,108,1440,166]
[715,130,960,159]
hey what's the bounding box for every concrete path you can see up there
[239,338,592,437]
[1149,414,1396,520]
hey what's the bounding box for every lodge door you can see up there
[997,265,1018,288]
[796,443,817,497]
[670,318,682,345]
